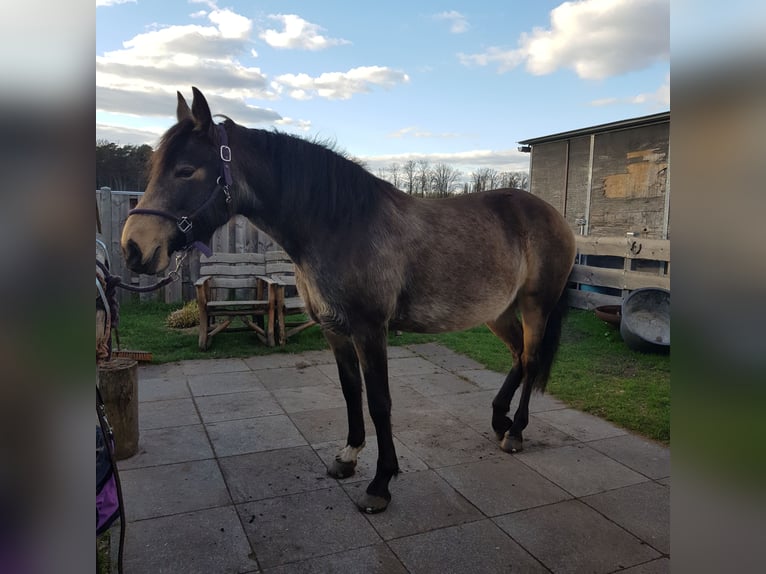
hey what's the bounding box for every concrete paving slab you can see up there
[243,353,311,371]
[138,362,186,379]
[196,390,284,423]
[494,499,660,573]
[436,457,572,516]
[455,368,505,390]
[257,366,333,391]
[515,444,648,497]
[289,406,374,444]
[583,481,670,554]
[207,415,307,457]
[271,385,346,413]
[620,557,671,573]
[386,345,418,359]
[220,446,334,503]
[405,342,456,357]
[533,407,627,442]
[344,470,482,540]
[403,371,482,396]
[237,487,381,569]
[423,351,485,373]
[588,434,671,479]
[118,424,214,470]
[123,505,255,574]
[187,370,266,396]
[138,376,191,402]
[387,356,447,377]
[262,543,408,574]
[139,397,200,430]
[313,437,428,484]
[120,459,230,521]
[390,519,548,574]
[180,357,251,375]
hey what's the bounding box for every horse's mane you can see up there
[241,124,400,226]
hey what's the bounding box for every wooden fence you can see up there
[96,187,278,304]
[569,234,670,309]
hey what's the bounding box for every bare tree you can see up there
[402,160,417,194]
[416,160,431,196]
[387,162,401,189]
[431,163,461,197]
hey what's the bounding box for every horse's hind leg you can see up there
[487,307,524,442]
[324,331,366,479]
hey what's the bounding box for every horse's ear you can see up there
[190,86,213,132]
[177,91,192,122]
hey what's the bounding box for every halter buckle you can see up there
[177,217,193,233]
[220,145,231,162]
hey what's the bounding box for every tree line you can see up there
[375,160,529,197]
[96,141,529,196]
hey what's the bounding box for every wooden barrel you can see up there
[98,358,139,459]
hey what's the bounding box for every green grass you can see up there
[116,302,669,444]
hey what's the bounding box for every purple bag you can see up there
[97,424,120,535]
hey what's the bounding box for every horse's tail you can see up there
[533,288,569,392]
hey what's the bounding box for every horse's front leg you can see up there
[324,331,366,479]
[353,327,399,514]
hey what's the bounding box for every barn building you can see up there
[519,112,671,309]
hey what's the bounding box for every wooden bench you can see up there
[263,251,316,346]
[195,253,276,349]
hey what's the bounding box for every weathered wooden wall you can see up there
[96,188,278,304]
[529,121,670,240]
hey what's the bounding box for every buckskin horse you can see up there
[121,87,576,513]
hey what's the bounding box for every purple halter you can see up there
[127,123,233,257]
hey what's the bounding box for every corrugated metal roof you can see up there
[518,111,670,145]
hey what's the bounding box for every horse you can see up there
[121,87,576,514]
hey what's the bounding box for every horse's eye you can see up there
[174,166,196,178]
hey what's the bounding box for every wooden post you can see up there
[98,358,139,460]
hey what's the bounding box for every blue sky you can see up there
[96,0,669,177]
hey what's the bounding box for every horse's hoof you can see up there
[327,458,356,479]
[356,493,390,514]
[492,415,513,441]
[500,432,523,453]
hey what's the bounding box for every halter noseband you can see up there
[127,123,233,257]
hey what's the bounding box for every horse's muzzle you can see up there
[123,239,161,274]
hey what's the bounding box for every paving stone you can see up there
[124,506,255,574]
[196,390,284,423]
[139,398,200,430]
[426,352,485,373]
[138,376,191,402]
[180,357,250,375]
[387,357,446,377]
[138,362,186,379]
[313,437,427,484]
[344,470,482,540]
[455,368,506,390]
[207,415,307,457]
[238,487,381,569]
[386,346,418,359]
[583,481,670,554]
[533,408,627,441]
[293,350,335,365]
[494,499,660,573]
[243,353,310,371]
[118,424,214,470]
[257,366,333,391]
[406,342,455,357]
[620,557,671,573]
[262,543,408,574]
[515,444,647,497]
[289,406,374,444]
[120,459,230,521]
[187,371,266,396]
[436,457,571,517]
[390,519,547,574]
[394,416,501,468]
[588,434,670,479]
[517,415,580,451]
[271,384,346,413]
[219,446,332,503]
[404,371,482,396]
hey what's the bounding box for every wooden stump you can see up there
[98,358,139,460]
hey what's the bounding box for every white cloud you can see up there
[434,10,469,34]
[260,14,350,50]
[274,117,312,132]
[274,66,410,100]
[388,126,462,139]
[362,149,529,175]
[96,122,165,146]
[459,0,669,79]
[97,0,136,7]
[589,75,670,108]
